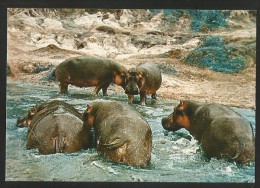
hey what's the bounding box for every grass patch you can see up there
[185,36,247,73]
[151,9,230,32]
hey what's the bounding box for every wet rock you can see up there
[33,63,54,74]
[20,62,54,74]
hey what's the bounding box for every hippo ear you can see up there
[180,100,184,105]
[137,72,143,78]
[86,104,93,112]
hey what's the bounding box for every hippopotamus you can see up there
[161,100,255,164]
[18,100,92,154]
[125,62,162,105]
[54,56,127,96]
[83,101,152,167]
[17,100,71,128]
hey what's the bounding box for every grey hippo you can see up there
[54,56,127,96]
[17,100,92,154]
[83,101,152,167]
[162,100,255,164]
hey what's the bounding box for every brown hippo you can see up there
[19,100,92,154]
[161,100,255,164]
[125,62,162,105]
[83,101,152,167]
[54,56,127,96]
[17,100,73,128]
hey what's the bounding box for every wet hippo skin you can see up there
[162,100,255,164]
[54,56,127,96]
[18,100,92,154]
[125,62,162,105]
[83,101,152,167]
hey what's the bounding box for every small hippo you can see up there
[161,100,255,164]
[54,56,127,96]
[19,100,92,154]
[125,62,162,105]
[83,101,152,167]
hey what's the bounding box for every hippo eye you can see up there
[83,112,89,120]
[174,109,183,115]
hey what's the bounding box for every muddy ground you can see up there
[7,9,256,109]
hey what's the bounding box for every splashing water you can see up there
[6,81,255,182]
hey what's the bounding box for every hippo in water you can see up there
[17,100,74,128]
[161,100,255,164]
[54,56,127,96]
[18,100,92,154]
[83,101,152,167]
[125,62,162,105]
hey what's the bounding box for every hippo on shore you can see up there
[83,101,152,167]
[161,100,255,164]
[18,100,92,154]
[125,62,162,105]
[54,56,127,96]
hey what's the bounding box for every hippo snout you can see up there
[161,116,180,131]
[161,117,171,130]
[17,117,27,128]
[125,85,140,95]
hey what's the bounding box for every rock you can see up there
[41,18,64,30]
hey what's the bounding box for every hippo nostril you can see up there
[161,117,172,130]
[161,117,167,126]
[125,87,139,95]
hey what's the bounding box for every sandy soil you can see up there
[7,9,256,109]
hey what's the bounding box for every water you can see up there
[6,81,255,182]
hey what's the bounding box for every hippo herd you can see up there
[17,55,255,167]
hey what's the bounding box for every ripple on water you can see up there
[5,81,255,182]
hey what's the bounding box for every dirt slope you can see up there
[7,9,256,109]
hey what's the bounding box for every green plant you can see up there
[185,36,246,73]
[161,9,230,32]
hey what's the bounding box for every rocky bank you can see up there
[7,9,256,109]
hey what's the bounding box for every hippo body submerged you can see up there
[125,62,162,105]
[83,101,152,167]
[55,56,127,96]
[162,100,255,164]
[18,100,92,154]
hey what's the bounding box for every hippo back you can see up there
[27,101,92,154]
[192,103,255,163]
[55,56,113,83]
[91,101,152,167]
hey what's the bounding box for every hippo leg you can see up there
[140,92,147,106]
[128,95,134,104]
[59,82,68,94]
[93,82,110,96]
[102,83,110,96]
[93,86,102,96]
[151,93,157,99]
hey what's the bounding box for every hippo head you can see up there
[125,68,146,95]
[82,104,95,127]
[161,101,190,131]
[17,106,38,128]
[113,67,127,89]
